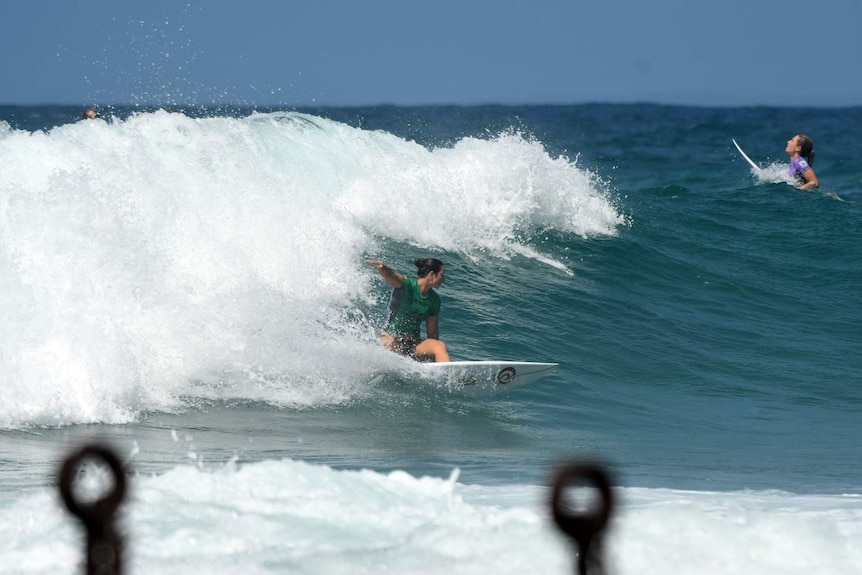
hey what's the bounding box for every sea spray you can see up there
[0,110,620,428]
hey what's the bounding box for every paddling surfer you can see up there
[367,258,450,362]
[786,134,819,190]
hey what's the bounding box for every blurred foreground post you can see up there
[58,444,127,575]
[550,462,614,575]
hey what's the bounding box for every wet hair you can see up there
[797,134,815,166]
[414,257,444,278]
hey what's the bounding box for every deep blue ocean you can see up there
[1,104,861,574]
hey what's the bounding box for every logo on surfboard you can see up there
[457,375,478,386]
[496,367,516,385]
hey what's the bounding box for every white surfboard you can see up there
[370,361,558,397]
[732,138,762,172]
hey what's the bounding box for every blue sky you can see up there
[3,0,861,107]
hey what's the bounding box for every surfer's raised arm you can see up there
[367,259,404,288]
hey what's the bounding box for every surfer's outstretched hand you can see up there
[367,259,403,288]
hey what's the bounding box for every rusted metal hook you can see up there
[58,444,126,575]
[550,462,614,575]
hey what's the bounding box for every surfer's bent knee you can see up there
[417,338,449,362]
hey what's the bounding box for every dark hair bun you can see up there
[413,257,444,278]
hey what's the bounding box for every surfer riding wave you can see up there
[367,258,450,362]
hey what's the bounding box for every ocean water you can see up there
[1,104,860,574]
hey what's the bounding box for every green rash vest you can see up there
[383,276,440,336]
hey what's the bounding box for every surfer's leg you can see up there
[415,338,450,363]
[384,335,423,359]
